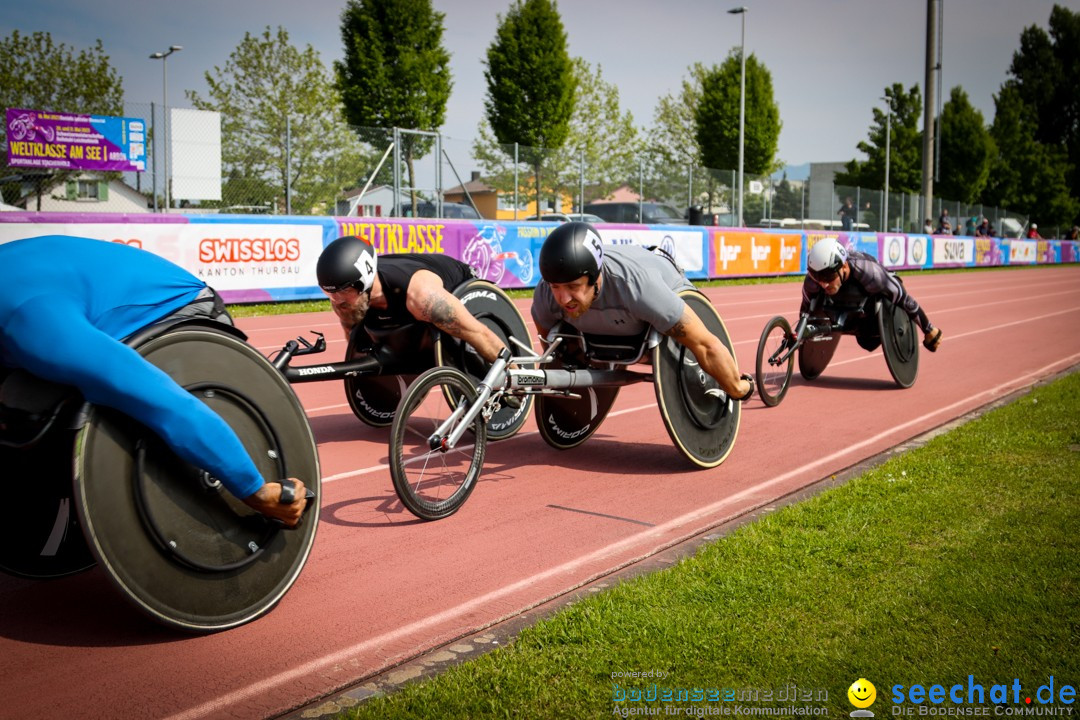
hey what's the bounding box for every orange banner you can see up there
[711,230,802,275]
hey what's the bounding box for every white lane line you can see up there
[319,305,1076,480]
[164,351,1080,720]
[320,402,659,483]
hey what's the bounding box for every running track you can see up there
[1,266,1077,720]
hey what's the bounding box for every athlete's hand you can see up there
[242,479,308,527]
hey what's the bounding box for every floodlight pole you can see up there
[150,45,183,211]
[728,7,747,227]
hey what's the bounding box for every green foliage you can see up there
[983,85,1078,225]
[836,83,923,194]
[335,0,452,209]
[770,174,803,219]
[999,3,1080,222]
[936,87,994,204]
[694,50,781,177]
[188,26,371,215]
[472,58,638,212]
[0,30,124,207]
[484,0,576,214]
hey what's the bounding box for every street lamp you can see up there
[728,6,747,227]
[149,45,182,211]
[881,95,891,232]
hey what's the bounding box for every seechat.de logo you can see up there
[849,678,877,718]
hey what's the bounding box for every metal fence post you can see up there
[285,115,292,216]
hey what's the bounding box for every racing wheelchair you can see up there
[385,289,742,521]
[754,286,920,407]
[273,277,535,441]
[0,319,320,632]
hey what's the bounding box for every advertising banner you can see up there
[337,218,545,289]
[595,226,708,279]
[710,229,804,276]
[5,108,146,172]
[1063,241,1080,264]
[1009,239,1037,264]
[975,237,1006,266]
[1037,240,1060,264]
[0,216,329,302]
[932,236,975,267]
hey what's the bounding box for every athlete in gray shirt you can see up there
[531,223,753,401]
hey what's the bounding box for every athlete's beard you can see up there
[564,283,600,319]
[347,291,371,327]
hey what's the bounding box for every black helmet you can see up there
[317,235,377,293]
[539,222,605,285]
[806,237,847,283]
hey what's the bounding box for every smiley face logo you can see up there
[848,678,877,709]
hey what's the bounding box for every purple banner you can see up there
[5,108,146,172]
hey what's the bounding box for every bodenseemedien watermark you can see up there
[611,681,830,717]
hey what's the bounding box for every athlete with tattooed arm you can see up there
[316,235,510,364]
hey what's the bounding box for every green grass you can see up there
[338,371,1080,719]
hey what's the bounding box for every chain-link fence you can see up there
[0,100,1032,237]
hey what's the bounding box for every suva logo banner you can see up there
[933,237,974,265]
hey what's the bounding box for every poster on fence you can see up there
[5,108,146,172]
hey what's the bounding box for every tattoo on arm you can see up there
[664,321,688,339]
[427,297,463,334]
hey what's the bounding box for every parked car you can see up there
[401,201,481,220]
[583,202,687,225]
[523,212,606,223]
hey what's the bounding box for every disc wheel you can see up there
[879,299,920,388]
[653,290,741,468]
[755,316,795,407]
[389,367,486,521]
[73,327,320,632]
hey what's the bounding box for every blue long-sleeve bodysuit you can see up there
[0,235,264,498]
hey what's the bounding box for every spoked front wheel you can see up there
[389,367,487,521]
[755,316,795,407]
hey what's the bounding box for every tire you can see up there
[755,316,794,407]
[879,298,920,388]
[653,290,741,468]
[74,326,320,633]
[389,367,486,521]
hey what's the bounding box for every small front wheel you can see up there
[755,316,795,407]
[389,367,487,521]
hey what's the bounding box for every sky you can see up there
[4,0,1077,175]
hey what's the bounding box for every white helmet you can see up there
[807,238,848,283]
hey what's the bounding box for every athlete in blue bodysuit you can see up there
[0,235,307,526]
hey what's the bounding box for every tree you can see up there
[982,84,1078,226]
[472,58,637,213]
[694,50,781,178]
[484,0,576,215]
[770,173,803,219]
[189,26,370,215]
[550,58,638,208]
[0,30,124,209]
[336,0,452,212]
[835,83,923,195]
[936,87,994,204]
[646,63,716,209]
[1004,4,1080,219]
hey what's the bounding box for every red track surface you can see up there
[1,267,1078,720]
